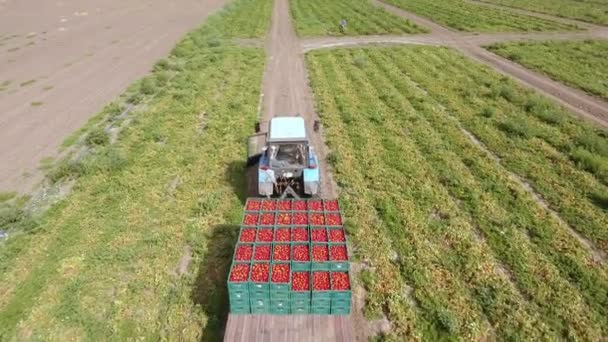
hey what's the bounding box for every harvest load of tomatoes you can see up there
[251,263,270,282]
[330,245,347,261]
[312,271,330,290]
[293,244,310,261]
[329,228,346,242]
[254,245,271,261]
[239,228,256,242]
[331,272,350,290]
[235,244,253,261]
[312,245,329,261]
[271,264,290,283]
[229,263,249,282]
[292,271,310,291]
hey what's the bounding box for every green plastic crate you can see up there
[271,298,289,310]
[270,261,291,293]
[227,261,250,292]
[328,242,349,271]
[290,290,310,301]
[331,298,351,310]
[249,290,269,299]
[230,304,251,314]
[312,296,330,305]
[332,290,352,301]
[291,243,311,271]
[330,306,351,315]
[229,297,249,308]
[331,271,353,300]
[229,289,249,302]
[250,297,270,309]
[271,291,290,301]
[290,298,310,307]
[311,243,331,270]
[251,306,270,314]
[270,306,290,315]
[311,306,331,314]
[291,306,310,314]
[249,262,270,292]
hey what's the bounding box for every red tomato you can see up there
[329,229,345,242]
[246,200,262,211]
[312,245,329,261]
[312,271,330,290]
[235,245,253,261]
[330,245,347,261]
[271,264,290,283]
[251,263,270,282]
[323,200,339,211]
[239,228,256,242]
[229,263,249,282]
[254,245,271,260]
[292,271,310,291]
[293,244,310,261]
[331,272,350,290]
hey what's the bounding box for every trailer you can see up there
[223,198,354,341]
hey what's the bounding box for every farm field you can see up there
[478,0,608,25]
[0,0,229,193]
[383,0,580,32]
[488,40,608,101]
[289,0,427,37]
[0,0,271,340]
[306,46,608,339]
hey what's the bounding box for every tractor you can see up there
[247,116,320,198]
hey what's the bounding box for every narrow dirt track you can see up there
[260,0,337,198]
[0,0,228,193]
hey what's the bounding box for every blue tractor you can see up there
[247,116,320,198]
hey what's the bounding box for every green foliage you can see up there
[571,148,608,180]
[85,128,110,147]
[479,0,608,25]
[290,0,427,37]
[0,192,17,203]
[384,0,579,32]
[306,46,608,340]
[488,40,608,101]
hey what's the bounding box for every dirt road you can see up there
[0,0,227,192]
[259,0,337,198]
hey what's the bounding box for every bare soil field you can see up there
[0,0,226,193]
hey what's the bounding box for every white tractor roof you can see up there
[268,117,307,142]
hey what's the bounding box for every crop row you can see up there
[306,46,608,339]
[384,0,579,32]
[0,0,272,339]
[488,40,608,103]
[478,0,608,25]
[289,0,427,37]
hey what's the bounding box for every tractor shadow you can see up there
[191,224,239,342]
[225,160,257,206]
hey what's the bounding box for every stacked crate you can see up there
[227,198,352,315]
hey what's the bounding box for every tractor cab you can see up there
[247,116,320,198]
